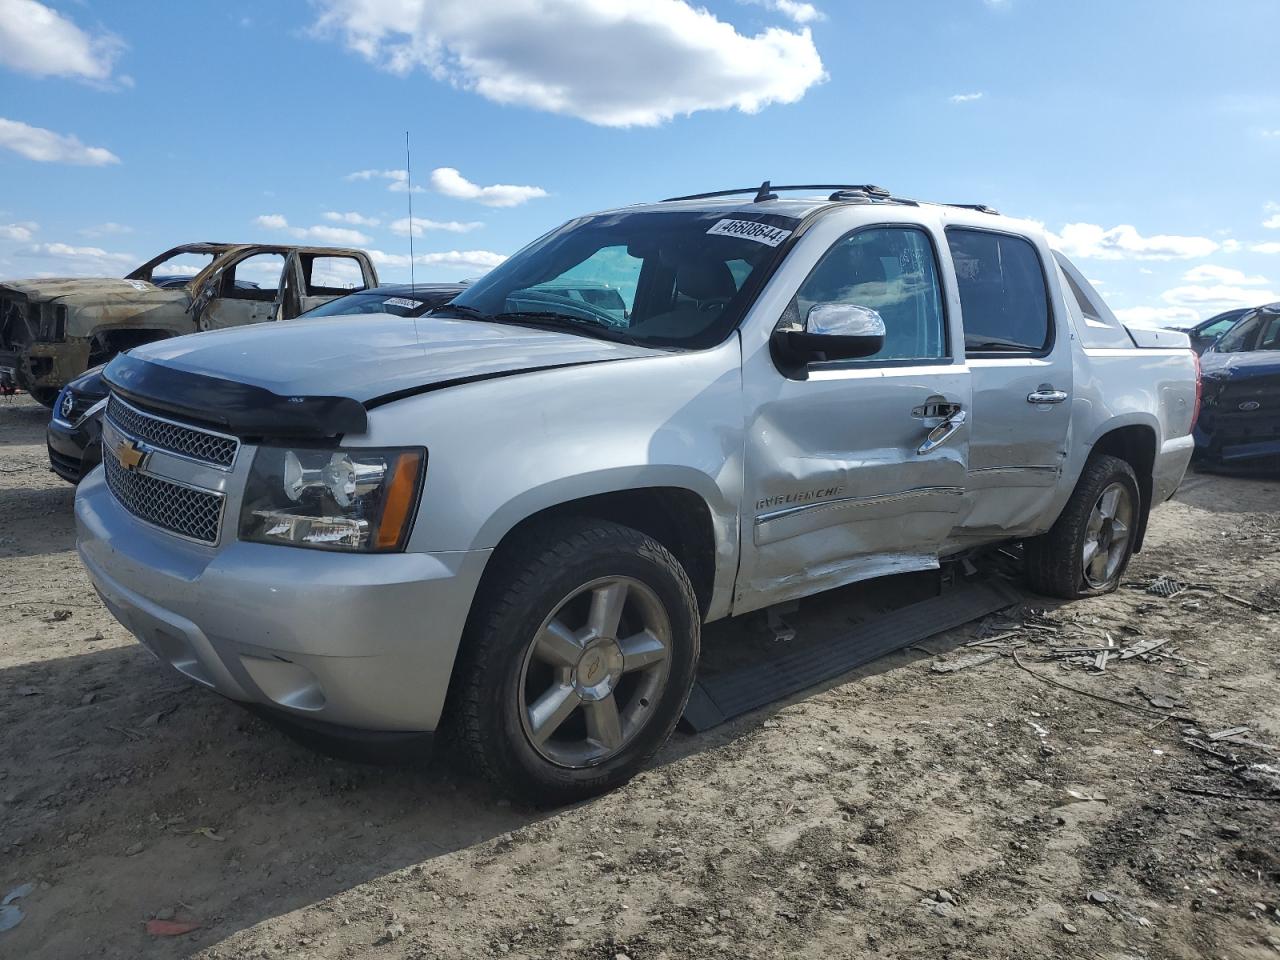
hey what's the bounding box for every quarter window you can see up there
[792,226,947,363]
[948,229,1051,354]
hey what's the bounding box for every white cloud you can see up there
[743,0,825,24]
[78,221,132,238]
[253,215,371,246]
[0,220,36,241]
[345,168,424,193]
[313,0,826,127]
[389,217,483,236]
[1221,238,1242,253]
[1161,283,1279,313]
[323,210,380,226]
[1263,202,1280,230]
[1114,306,1200,329]
[0,117,119,165]
[429,167,547,207]
[0,0,126,86]
[1047,222,1218,261]
[370,248,506,274]
[302,225,373,246]
[17,241,136,275]
[1181,264,1269,286]
[1253,241,1280,254]
[949,92,984,103]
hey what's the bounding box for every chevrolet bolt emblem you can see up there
[115,437,147,471]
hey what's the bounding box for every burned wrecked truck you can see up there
[0,242,377,406]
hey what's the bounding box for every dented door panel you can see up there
[736,364,971,613]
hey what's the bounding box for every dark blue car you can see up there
[1195,302,1280,466]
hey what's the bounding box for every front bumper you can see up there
[47,414,101,484]
[75,467,491,732]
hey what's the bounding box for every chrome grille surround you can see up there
[103,448,224,544]
[106,394,239,470]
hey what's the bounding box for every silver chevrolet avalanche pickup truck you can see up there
[76,183,1198,804]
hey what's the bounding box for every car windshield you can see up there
[301,292,436,319]
[445,210,798,349]
[1216,308,1280,353]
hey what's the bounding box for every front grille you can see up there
[104,451,223,544]
[106,395,239,468]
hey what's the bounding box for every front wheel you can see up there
[1025,454,1140,599]
[29,386,59,408]
[454,519,700,806]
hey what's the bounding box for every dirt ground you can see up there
[2,390,1279,960]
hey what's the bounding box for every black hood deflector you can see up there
[104,353,369,439]
[103,352,631,440]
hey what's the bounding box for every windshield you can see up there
[301,291,441,319]
[446,210,799,349]
[1216,308,1280,353]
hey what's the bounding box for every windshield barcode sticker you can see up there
[706,219,793,247]
[383,297,422,309]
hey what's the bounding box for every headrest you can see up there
[676,259,736,301]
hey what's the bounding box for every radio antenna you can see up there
[405,130,416,294]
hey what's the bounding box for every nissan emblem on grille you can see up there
[106,394,240,469]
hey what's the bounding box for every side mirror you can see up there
[775,303,886,363]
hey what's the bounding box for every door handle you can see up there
[1027,388,1069,404]
[917,409,966,455]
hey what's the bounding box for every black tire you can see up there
[29,387,59,408]
[1025,454,1141,599]
[454,518,700,806]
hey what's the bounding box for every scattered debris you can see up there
[1061,921,1078,934]
[1,882,33,930]
[379,922,406,943]
[1060,789,1107,805]
[930,652,998,674]
[42,609,72,623]
[1146,577,1188,598]
[1087,890,1113,905]
[194,827,225,842]
[1208,727,1251,742]
[15,686,39,697]
[145,919,201,937]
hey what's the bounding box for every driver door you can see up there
[192,251,287,331]
[735,223,971,614]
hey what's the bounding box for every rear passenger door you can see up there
[946,227,1073,541]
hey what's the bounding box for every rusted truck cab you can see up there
[0,242,377,405]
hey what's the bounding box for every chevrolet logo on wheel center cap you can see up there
[114,437,148,471]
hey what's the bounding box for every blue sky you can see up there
[2,0,1279,326]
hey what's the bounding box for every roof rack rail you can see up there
[947,203,1001,215]
[663,181,903,204]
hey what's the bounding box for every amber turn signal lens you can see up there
[375,451,423,550]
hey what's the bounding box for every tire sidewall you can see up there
[474,533,699,802]
[1068,460,1141,596]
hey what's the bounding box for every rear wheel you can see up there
[455,519,700,806]
[1025,454,1140,599]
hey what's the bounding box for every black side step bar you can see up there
[681,578,1021,732]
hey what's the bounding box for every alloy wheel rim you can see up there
[517,576,673,769]
[1082,482,1134,588]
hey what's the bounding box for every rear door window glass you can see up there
[948,229,1051,354]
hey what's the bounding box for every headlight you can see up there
[239,446,425,552]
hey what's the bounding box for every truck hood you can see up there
[127,312,661,405]
[1,277,175,304]
[1201,350,1280,380]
